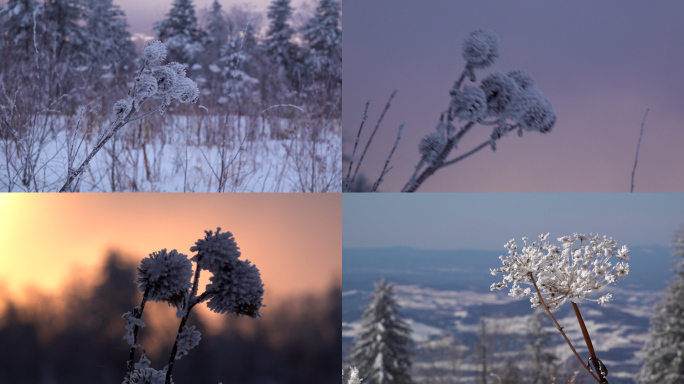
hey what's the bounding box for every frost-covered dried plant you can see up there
[122,228,264,384]
[345,30,556,192]
[491,233,629,384]
[59,40,199,192]
[342,367,362,384]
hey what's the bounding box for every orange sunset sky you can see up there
[0,193,341,306]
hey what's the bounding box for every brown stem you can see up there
[572,302,608,383]
[530,276,602,384]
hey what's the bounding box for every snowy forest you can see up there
[0,251,341,383]
[0,0,341,192]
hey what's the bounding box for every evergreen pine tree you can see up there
[204,0,228,55]
[525,310,558,384]
[636,225,684,384]
[301,0,341,83]
[265,0,300,83]
[154,0,205,63]
[350,279,414,384]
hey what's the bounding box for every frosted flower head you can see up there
[190,228,241,273]
[511,89,556,133]
[205,258,264,318]
[136,249,193,307]
[507,70,535,90]
[451,85,487,121]
[153,66,178,95]
[113,96,134,117]
[480,72,519,116]
[141,40,167,68]
[175,325,201,360]
[166,62,186,78]
[135,75,158,100]
[172,77,200,104]
[419,131,447,165]
[462,29,499,69]
[490,233,630,310]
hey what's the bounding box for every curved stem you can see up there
[442,125,519,167]
[530,276,602,384]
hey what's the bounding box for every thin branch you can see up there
[126,288,149,376]
[630,108,649,193]
[344,100,370,191]
[442,124,519,167]
[352,90,397,184]
[371,121,405,192]
[530,275,602,384]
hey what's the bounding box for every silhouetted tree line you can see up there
[0,251,341,383]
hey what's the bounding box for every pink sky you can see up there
[343,1,684,192]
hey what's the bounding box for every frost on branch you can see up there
[175,325,201,360]
[490,233,630,309]
[136,249,193,308]
[123,311,146,347]
[124,354,171,384]
[419,131,447,166]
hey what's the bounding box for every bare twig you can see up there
[630,108,649,193]
[352,90,397,184]
[371,121,405,192]
[344,100,370,191]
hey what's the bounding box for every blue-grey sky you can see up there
[343,1,684,192]
[343,194,684,250]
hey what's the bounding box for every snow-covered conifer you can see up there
[154,0,205,63]
[265,0,300,77]
[635,225,684,384]
[349,279,414,384]
[301,0,341,83]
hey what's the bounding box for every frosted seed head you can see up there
[480,72,519,116]
[451,85,487,122]
[153,66,178,95]
[141,40,167,67]
[418,131,447,165]
[507,69,535,90]
[205,259,265,318]
[462,29,499,68]
[113,96,134,118]
[136,249,193,307]
[190,228,241,273]
[167,62,187,78]
[172,77,200,104]
[513,90,556,133]
[135,75,158,100]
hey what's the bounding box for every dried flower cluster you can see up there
[490,233,630,309]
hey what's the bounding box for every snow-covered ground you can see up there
[0,114,341,192]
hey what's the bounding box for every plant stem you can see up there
[530,276,602,383]
[572,302,608,383]
[630,108,649,193]
[126,288,149,375]
[165,257,202,384]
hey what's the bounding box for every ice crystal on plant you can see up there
[175,325,201,360]
[511,89,556,133]
[462,29,499,69]
[136,249,193,308]
[451,85,487,121]
[171,77,200,104]
[507,69,535,90]
[135,75,158,99]
[141,40,167,67]
[419,131,447,165]
[480,72,519,116]
[122,311,146,346]
[190,227,241,273]
[491,233,630,309]
[152,66,178,94]
[206,258,264,318]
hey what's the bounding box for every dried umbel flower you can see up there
[419,131,447,165]
[190,227,241,273]
[205,259,264,318]
[462,29,499,69]
[152,66,178,94]
[451,85,488,121]
[136,249,193,307]
[141,40,167,68]
[480,72,519,116]
[135,75,158,100]
[491,233,630,310]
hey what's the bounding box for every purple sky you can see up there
[343,193,684,250]
[116,0,309,39]
[343,1,684,192]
